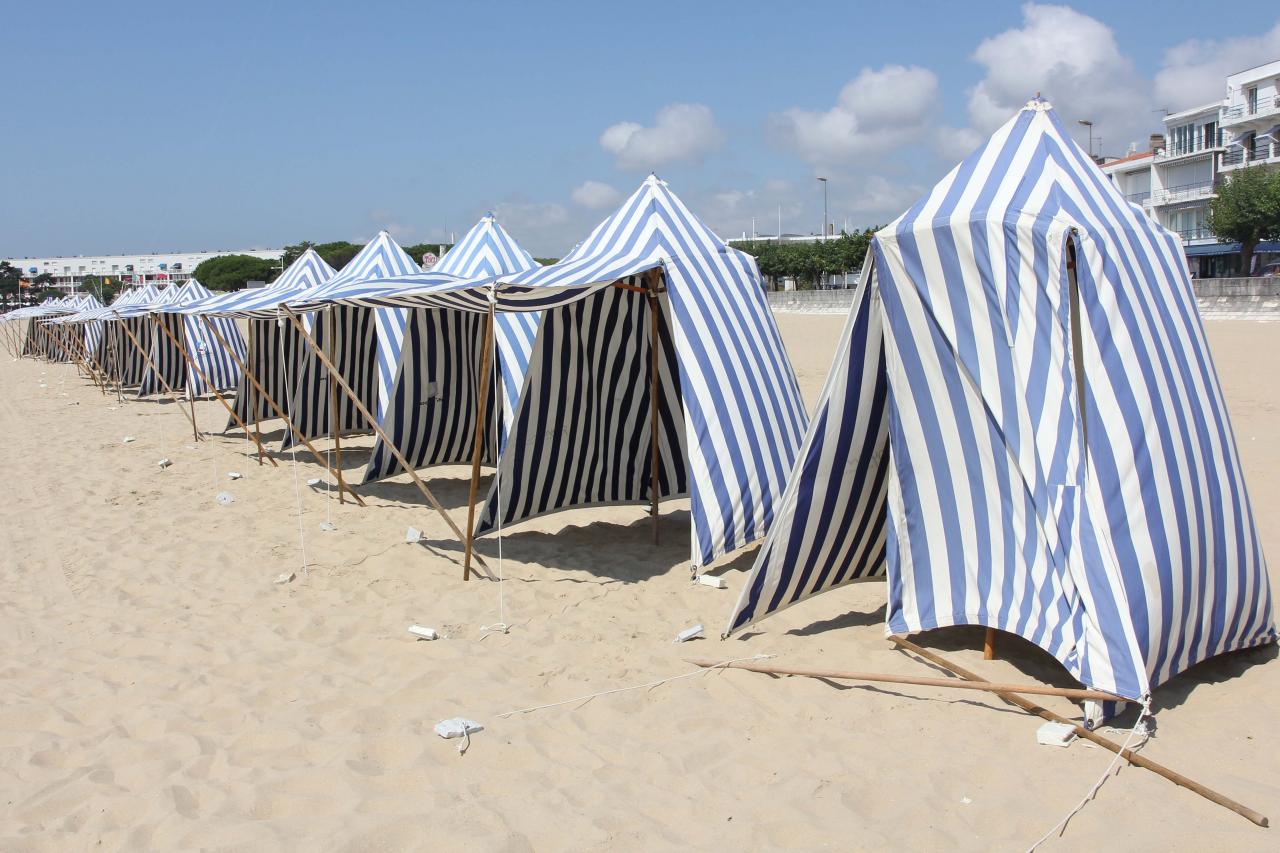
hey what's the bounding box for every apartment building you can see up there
[1101,58,1280,277]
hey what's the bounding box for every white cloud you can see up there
[933,126,985,164]
[570,180,622,210]
[599,103,725,170]
[966,4,1150,155]
[1155,22,1280,111]
[767,65,939,165]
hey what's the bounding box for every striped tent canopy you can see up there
[37,294,103,362]
[455,176,809,569]
[172,249,336,428]
[282,232,421,446]
[174,248,336,319]
[138,280,246,398]
[349,214,542,483]
[727,100,1275,715]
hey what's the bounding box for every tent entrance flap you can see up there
[473,272,690,539]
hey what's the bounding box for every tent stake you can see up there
[283,308,484,565]
[463,302,496,581]
[200,315,360,501]
[890,635,1269,828]
[685,657,1126,702]
[114,312,203,441]
[154,314,276,465]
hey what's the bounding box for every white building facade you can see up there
[1100,58,1280,277]
[4,247,283,291]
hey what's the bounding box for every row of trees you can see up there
[1208,166,1280,274]
[0,261,60,306]
[730,229,876,289]
[191,240,463,293]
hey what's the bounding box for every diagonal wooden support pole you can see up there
[114,312,203,441]
[154,314,277,467]
[463,302,496,581]
[889,635,1268,828]
[283,307,483,566]
[199,314,360,499]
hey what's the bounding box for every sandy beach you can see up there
[0,313,1276,851]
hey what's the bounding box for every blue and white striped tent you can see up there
[104,284,161,387]
[139,280,246,398]
[451,176,809,570]
[281,232,421,447]
[174,249,336,427]
[727,100,1275,713]
[350,214,541,483]
[40,294,104,363]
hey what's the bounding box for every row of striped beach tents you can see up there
[3,100,1272,724]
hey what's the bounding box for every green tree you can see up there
[192,254,281,291]
[0,261,21,307]
[1207,166,1280,275]
[80,275,123,304]
[731,229,877,289]
[533,257,560,266]
[282,240,364,271]
[402,243,453,267]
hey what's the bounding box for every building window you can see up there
[1247,86,1258,114]
[1203,122,1217,148]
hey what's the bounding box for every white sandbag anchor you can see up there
[435,718,483,755]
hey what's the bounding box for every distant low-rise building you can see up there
[4,247,284,291]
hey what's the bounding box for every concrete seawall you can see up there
[768,277,1280,320]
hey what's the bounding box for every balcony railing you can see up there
[1125,190,1152,204]
[1154,139,1219,160]
[1222,141,1277,167]
[1152,180,1215,205]
[1222,95,1280,122]
[1174,226,1214,242]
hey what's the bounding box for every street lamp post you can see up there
[817,176,829,239]
[1077,119,1095,159]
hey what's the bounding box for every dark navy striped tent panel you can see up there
[727,101,1274,706]
[283,233,419,447]
[477,281,689,533]
[471,177,808,569]
[361,215,542,484]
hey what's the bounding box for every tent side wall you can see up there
[283,305,381,446]
[727,260,891,634]
[475,280,689,534]
[138,315,187,396]
[363,307,501,483]
[663,247,809,568]
[182,314,244,397]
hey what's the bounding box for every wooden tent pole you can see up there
[200,315,362,501]
[154,314,276,465]
[984,627,997,660]
[283,308,483,564]
[246,324,264,466]
[326,310,347,504]
[200,312,360,499]
[890,636,1268,827]
[150,315,203,443]
[647,270,662,546]
[463,302,496,581]
[114,313,203,440]
[686,657,1126,703]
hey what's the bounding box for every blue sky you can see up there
[5,2,1279,257]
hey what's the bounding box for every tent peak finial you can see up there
[1024,96,1053,112]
